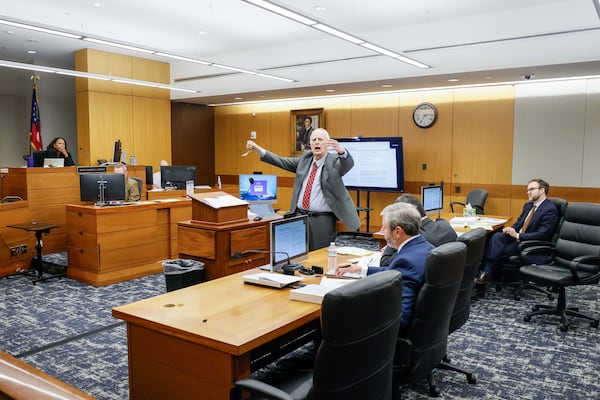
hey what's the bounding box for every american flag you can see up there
[29,84,43,152]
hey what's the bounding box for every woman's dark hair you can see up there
[47,137,67,150]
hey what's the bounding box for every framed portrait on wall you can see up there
[291,108,324,155]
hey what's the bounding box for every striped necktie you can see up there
[302,162,318,210]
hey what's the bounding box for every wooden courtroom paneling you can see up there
[0,201,35,277]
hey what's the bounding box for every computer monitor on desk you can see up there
[161,165,196,190]
[80,173,126,205]
[239,174,278,217]
[421,184,444,217]
[269,215,309,271]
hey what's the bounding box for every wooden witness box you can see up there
[189,191,248,225]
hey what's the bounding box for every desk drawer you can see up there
[178,226,216,259]
[230,226,268,254]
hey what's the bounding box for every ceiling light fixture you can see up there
[0,18,82,39]
[82,37,155,54]
[0,59,200,93]
[0,17,293,83]
[242,0,430,69]
[242,0,316,25]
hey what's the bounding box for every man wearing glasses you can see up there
[475,178,559,284]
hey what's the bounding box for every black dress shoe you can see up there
[474,272,493,284]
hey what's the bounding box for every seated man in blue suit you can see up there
[335,202,434,327]
[475,178,559,283]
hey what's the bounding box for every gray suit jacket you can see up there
[261,150,360,231]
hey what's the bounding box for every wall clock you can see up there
[413,102,438,128]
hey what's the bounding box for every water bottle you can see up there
[327,242,337,271]
[217,176,222,189]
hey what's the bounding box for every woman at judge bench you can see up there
[44,137,75,166]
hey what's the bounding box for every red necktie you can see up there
[302,162,318,210]
[521,205,537,233]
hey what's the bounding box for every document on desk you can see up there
[335,246,374,256]
[203,194,248,208]
[290,276,353,304]
[450,216,507,231]
[243,272,302,288]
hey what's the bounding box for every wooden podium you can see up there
[189,191,248,225]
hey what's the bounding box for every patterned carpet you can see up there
[1,247,599,400]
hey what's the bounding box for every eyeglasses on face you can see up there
[526,187,541,192]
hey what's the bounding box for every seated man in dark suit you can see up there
[379,193,457,266]
[335,202,434,327]
[475,178,559,283]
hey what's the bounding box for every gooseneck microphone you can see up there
[231,250,301,272]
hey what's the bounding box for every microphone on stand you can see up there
[231,250,301,273]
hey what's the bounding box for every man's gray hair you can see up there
[381,202,421,236]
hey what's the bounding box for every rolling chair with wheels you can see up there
[450,189,488,215]
[437,228,487,385]
[392,242,466,398]
[519,202,600,332]
[494,197,567,300]
[230,270,403,400]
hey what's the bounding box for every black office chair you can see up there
[230,270,403,400]
[450,189,488,215]
[392,242,466,398]
[437,228,487,384]
[131,177,143,199]
[494,197,567,300]
[519,202,600,332]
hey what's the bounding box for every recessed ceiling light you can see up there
[27,50,37,54]
[198,31,208,36]
[448,78,459,82]
[235,97,243,100]
[484,76,492,79]
[314,6,326,11]
[381,84,393,88]
[5,30,14,35]
[92,2,105,7]
[325,89,336,93]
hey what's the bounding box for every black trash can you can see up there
[162,259,206,292]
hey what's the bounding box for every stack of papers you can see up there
[289,276,353,304]
[242,272,302,288]
[335,246,373,256]
[450,216,508,231]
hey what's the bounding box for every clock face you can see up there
[413,103,437,128]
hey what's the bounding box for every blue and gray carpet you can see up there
[1,246,599,399]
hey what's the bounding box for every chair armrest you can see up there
[474,205,485,214]
[230,379,294,400]
[521,244,556,265]
[518,240,553,252]
[449,202,465,213]
[568,255,600,282]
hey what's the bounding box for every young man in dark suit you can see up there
[335,202,434,327]
[246,128,360,250]
[476,178,559,283]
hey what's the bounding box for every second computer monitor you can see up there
[421,185,444,214]
[270,215,309,270]
[79,173,126,204]
[239,174,277,203]
[161,165,196,190]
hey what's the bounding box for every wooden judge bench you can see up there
[177,191,272,281]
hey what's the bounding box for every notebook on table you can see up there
[43,158,65,168]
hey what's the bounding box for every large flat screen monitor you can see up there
[270,215,309,271]
[336,136,404,191]
[239,174,277,203]
[80,173,126,204]
[161,165,196,190]
[421,185,444,214]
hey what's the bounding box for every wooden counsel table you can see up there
[66,199,191,286]
[372,212,512,244]
[112,248,350,400]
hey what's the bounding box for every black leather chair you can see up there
[392,242,466,398]
[230,270,403,400]
[519,202,600,332]
[437,228,487,384]
[493,197,568,300]
[450,189,488,215]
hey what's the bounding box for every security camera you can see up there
[522,74,534,80]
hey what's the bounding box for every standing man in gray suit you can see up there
[246,128,360,250]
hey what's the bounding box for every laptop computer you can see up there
[43,158,65,168]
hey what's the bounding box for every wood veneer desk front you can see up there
[112,248,333,400]
[66,200,191,286]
